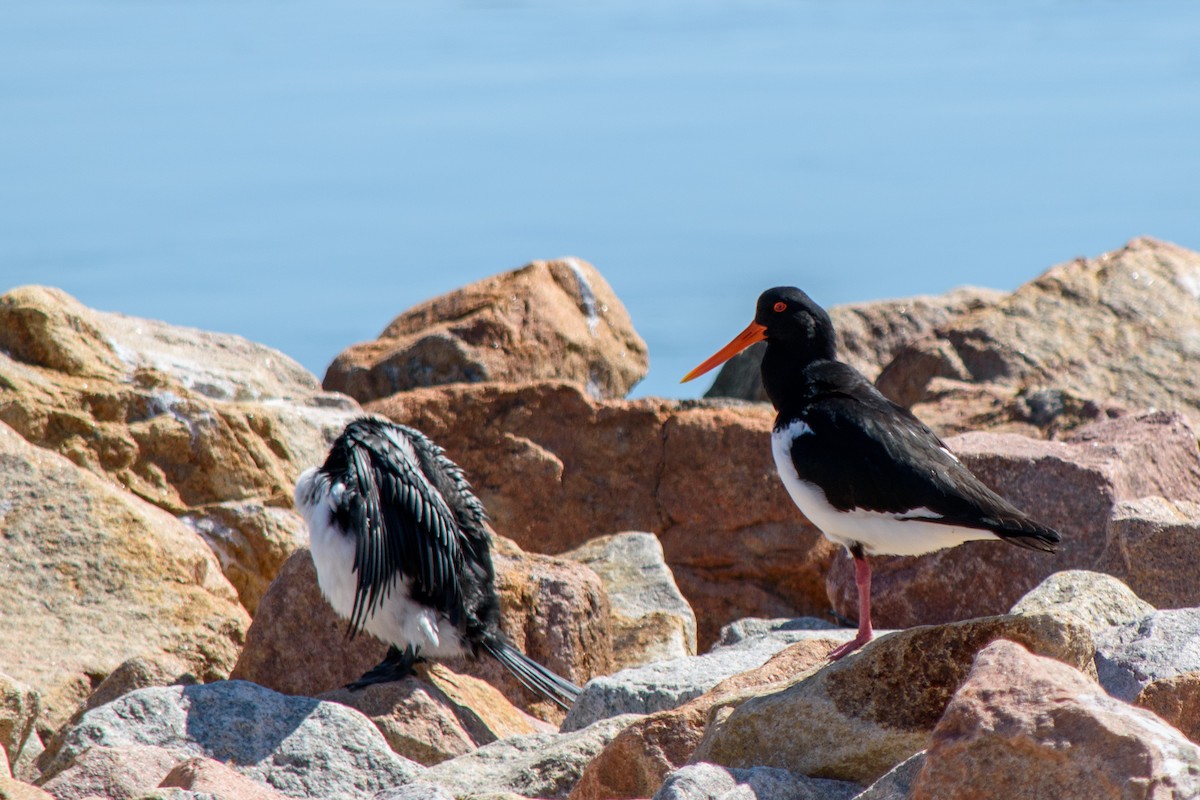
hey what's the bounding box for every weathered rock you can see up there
[705,287,1005,402]
[1009,570,1155,636]
[853,752,925,800]
[0,775,54,800]
[371,781,458,800]
[158,756,294,799]
[563,630,851,733]
[0,285,362,613]
[418,714,638,800]
[0,676,39,779]
[41,681,421,796]
[911,639,1200,799]
[826,412,1200,629]
[231,542,610,723]
[319,663,547,766]
[323,258,648,403]
[713,618,838,648]
[371,381,839,648]
[652,762,861,800]
[181,502,311,617]
[1097,496,1200,609]
[569,639,842,800]
[877,237,1200,434]
[564,532,697,669]
[0,421,248,740]
[1136,671,1200,745]
[1096,608,1200,702]
[81,656,198,716]
[37,745,181,800]
[693,613,1093,784]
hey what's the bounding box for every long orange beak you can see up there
[680,321,767,383]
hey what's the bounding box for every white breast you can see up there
[293,467,469,658]
[769,423,996,557]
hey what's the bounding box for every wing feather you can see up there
[335,422,467,636]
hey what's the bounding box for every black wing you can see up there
[788,364,1059,550]
[328,419,469,635]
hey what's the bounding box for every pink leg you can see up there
[827,550,874,661]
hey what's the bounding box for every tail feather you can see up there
[996,522,1061,553]
[482,638,580,711]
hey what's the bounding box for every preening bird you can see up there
[682,287,1061,660]
[294,417,580,708]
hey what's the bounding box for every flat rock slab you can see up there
[561,630,852,733]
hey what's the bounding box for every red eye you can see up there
[773,301,787,312]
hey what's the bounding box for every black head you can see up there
[753,287,836,359]
[681,285,837,385]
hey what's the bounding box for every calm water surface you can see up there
[1,1,1198,398]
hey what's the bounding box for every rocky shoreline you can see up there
[2,237,1200,799]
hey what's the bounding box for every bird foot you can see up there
[345,645,422,690]
[827,630,874,661]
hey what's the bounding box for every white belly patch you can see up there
[769,423,996,557]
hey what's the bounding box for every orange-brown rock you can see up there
[826,411,1200,629]
[705,287,1005,402]
[323,258,648,403]
[912,640,1200,799]
[37,745,181,800]
[0,775,55,800]
[692,613,1093,784]
[1136,671,1200,745]
[569,638,842,800]
[159,756,293,799]
[0,421,248,742]
[0,285,361,614]
[370,381,839,648]
[320,663,548,765]
[877,237,1200,435]
[231,541,611,723]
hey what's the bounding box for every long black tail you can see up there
[481,637,581,711]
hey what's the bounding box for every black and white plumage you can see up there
[294,417,580,708]
[683,286,1061,660]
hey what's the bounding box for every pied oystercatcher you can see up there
[682,287,1060,660]
[295,417,580,708]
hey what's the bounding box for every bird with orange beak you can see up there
[682,287,1060,659]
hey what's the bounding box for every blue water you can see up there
[2,2,1198,399]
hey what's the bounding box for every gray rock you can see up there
[561,632,847,732]
[1096,608,1200,702]
[653,762,861,800]
[1009,570,1154,636]
[565,532,698,669]
[420,714,637,800]
[373,782,457,800]
[853,752,925,800]
[713,617,838,648]
[42,680,421,798]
